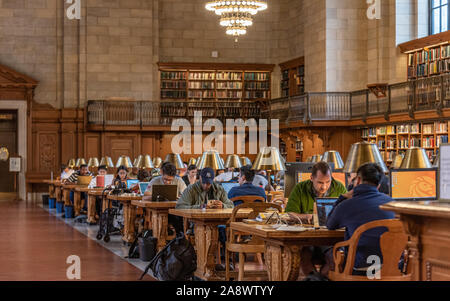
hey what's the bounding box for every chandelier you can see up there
[206,1,268,39]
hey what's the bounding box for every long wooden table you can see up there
[380,201,450,281]
[230,222,345,281]
[107,194,143,244]
[132,199,177,251]
[169,208,252,281]
[86,189,107,224]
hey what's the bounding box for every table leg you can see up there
[63,188,71,206]
[144,208,151,230]
[74,191,81,216]
[87,194,97,224]
[193,222,220,281]
[102,196,111,212]
[264,241,302,281]
[151,209,169,251]
[55,187,61,202]
[49,185,55,199]
[122,203,136,243]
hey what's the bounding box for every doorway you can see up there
[0,110,18,194]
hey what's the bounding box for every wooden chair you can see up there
[225,202,282,281]
[230,196,266,205]
[328,219,412,281]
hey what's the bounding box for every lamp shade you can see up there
[67,158,76,169]
[225,154,243,169]
[252,147,286,171]
[133,156,141,167]
[100,156,114,168]
[392,154,405,169]
[87,157,99,168]
[195,156,202,168]
[115,156,133,168]
[310,155,322,163]
[135,155,154,169]
[343,142,388,173]
[152,157,163,169]
[188,158,197,166]
[197,150,225,170]
[400,147,432,169]
[322,151,344,169]
[164,153,184,169]
[240,156,252,167]
[75,158,87,167]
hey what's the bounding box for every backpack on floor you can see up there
[139,234,197,281]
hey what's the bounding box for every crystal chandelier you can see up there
[206,1,268,38]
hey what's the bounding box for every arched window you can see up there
[430,0,449,34]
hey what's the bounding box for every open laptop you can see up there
[390,168,438,201]
[315,198,338,227]
[138,182,150,196]
[221,182,240,194]
[152,184,177,202]
[126,179,140,190]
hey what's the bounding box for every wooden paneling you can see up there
[398,30,450,53]
[103,133,140,163]
[85,134,101,160]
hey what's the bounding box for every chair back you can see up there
[341,219,409,277]
[230,195,265,206]
[228,202,282,224]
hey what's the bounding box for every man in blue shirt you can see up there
[326,163,395,276]
[228,166,266,205]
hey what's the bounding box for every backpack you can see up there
[127,230,152,259]
[139,234,197,281]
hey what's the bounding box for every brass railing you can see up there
[87,74,450,127]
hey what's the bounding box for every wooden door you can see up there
[0,110,17,193]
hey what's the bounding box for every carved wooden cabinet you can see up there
[380,201,450,281]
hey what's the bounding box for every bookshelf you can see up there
[361,121,449,164]
[279,57,305,98]
[159,63,273,103]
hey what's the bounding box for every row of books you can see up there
[422,124,434,134]
[423,137,435,148]
[217,72,242,81]
[161,71,186,80]
[436,121,448,133]
[386,139,396,149]
[398,139,409,149]
[245,82,270,90]
[437,135,449,147]
[189,82,215,89]
[161,81,186,89]
[245,73,269,81]
[189,72,216,80]
[408,46,450,66]
[161,91,187,99]
[410,138,421,147]
[245,91,269,99]
[362,128,376,138]
[386,151,397,161]
[217,82,243,89]
[188,91,215,99]
[216,91,243,99]
[408,59,450,78]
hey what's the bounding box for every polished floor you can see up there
[0,199,155,281]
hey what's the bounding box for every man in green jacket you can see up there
[176,168,234,209]
[285,161,347,277]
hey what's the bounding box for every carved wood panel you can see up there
[38,133,58,172]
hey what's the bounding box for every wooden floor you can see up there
[0,198,155,281]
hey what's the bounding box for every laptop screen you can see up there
[221,182,240,194]
[126,179,140,190]
[139,182,150,196]
[316,198,338,227]
[390,169,437,200]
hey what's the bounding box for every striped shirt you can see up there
[66,170,93,183]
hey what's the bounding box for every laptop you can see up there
[152,184,177,202]
[138,182,150,196]
[315,198,338,227]
[126,179,140,190]
[221,182,240,194]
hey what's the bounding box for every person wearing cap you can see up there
[176,168,234,209]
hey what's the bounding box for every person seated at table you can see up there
[144,162,187,198]
[114,165,129,189]
[182,164,198,187]
[63,164,93,213]
[176,168,234,209]
[128,169,151,194]
[285,161,347,276]
[178,162,188,178]
[60,164,74,180]
[127,166,139,180]
[326,163,395,276]
[228,166,266,205]
[214,167,239,183]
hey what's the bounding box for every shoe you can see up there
[215,263,234,271]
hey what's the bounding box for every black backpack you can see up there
[139,234,197,281]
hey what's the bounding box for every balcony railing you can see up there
[87,74,450,127]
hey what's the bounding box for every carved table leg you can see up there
[151,209,169,251]
[49,185,55,199]
[122,202,136,243]
[74,191,81,216]
[55,187,61,202]
[63,188,71,206]
[264,241,302,281]
[193,221,220,281]
[87,194,97,224]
